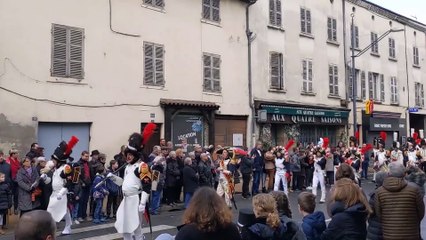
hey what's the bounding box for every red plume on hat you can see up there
[322,138,329,150]
[64,136,79,155]
[142,122,157,145]
[379,132,387,142]
[285,139,295,152]
[233,148,248,156]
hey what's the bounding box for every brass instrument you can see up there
[72,166,81,184]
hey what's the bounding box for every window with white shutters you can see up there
[300,8,312,34]
[51,24,84,79]
[415,82,424,107]
[269,0,282,26]
[203,53,221,93]
[390,76,398,104]
[413,46,419,66]
[371,32,379,54]
[202,0,220,22]
[327,17,337,42]
[270,52,284,90]
[143,0,164,8]
[302,59,313,93]
[328,64,338,95]
[389,38,396,58]
[351,25,359,49]
[144,42,165,86]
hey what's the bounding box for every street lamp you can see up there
[350,9,404,143]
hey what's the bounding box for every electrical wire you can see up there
[109,0,140,37]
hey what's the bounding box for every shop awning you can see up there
[160,98,219,110]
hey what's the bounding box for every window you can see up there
[361,71,366,100]
[269,0,282,26]
[270,52,284,90]
[389,38,396,58]
[348,69,359,99]
[328,64,338,95]
[144,42,164,86]
[143,0,164,8]
[390,76,398,104]
[350,25,359,49]
[327,17,337,42]
[415,82,424,107]
[371,32,379,54]
[414,46,420,66]
[202,0,220,22]
[302,59,313,93]
[300,8,312,34]
[203,53,221,92]
[51,24,84,79]
[368,72,383,101]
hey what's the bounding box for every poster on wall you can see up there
[172,114,204,153]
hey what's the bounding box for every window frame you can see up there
[328,64,339,96]
[390,76,398,104]
[371,32,379,54]
[415,82,425,107]
[302,59,313,93]
[269,0,282,27]
[327,17,337,42]
[300,7,312,35]
[203,53,221,93]
[389,38,396,59]
[270,52,284,90]
[413,46,420,66]
[143,0,164,9]
[143,42,165,87]
[202,0,220,23]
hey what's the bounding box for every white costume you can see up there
[408,148,418,166]
[312,156,326,202]
[391,149,404,165]
[273,157,288,194]
[217,159,233,207]
[115,161,147,240]
[47,164,72,234]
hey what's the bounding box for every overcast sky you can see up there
[367,0,426,24]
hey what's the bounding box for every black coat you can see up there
[0,182,11,212]
[183,165,198,193]
[240,156,253,174]
[78,159,92,188]
[250,148,264,172]
[0,161,11,184]
[166,159,181,187]
[321,201,368,240]
[198,160,213,187]
[175,223,242,240]
[37,166,53,211]
[241,217,292,240]
[367,192,383,240]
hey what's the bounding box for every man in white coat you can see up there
[47,136,79,235]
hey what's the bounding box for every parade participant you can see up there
[273,140,294,194]
[312,138,327,203]
[47,136,79,235]
[407,134,418,166]
[115,123,156,240]
[373,134,387,182]
[419,140,426,171]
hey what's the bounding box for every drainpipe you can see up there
[246,0,257,148]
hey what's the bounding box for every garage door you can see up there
[38,122,91,161]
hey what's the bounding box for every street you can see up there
[2,180,426,240]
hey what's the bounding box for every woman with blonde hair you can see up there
[175,187,241,240]
[321,178,372,240]
[242,193,289,240]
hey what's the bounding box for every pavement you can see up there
[1,180,425,239]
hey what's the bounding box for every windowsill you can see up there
[267,25,285,32]
[373,100,383,104]
[299,32,314,39]
[328,94,341,99]
[140,85,167,91]
[141,4,165,13]
[47,80,87,85]
[349,97,363,102]
[370,52,380,57]
[201,19,221,28]
[269,88,287,93]
[300,91,316,96]
[203,91,222,96]
[413,64,421,69]
[388,57,398,62]
[350,47,361,51]
[390,102,400,106]
[326,40,340,47]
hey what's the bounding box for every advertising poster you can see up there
[172,114,204,153]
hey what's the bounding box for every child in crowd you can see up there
[298,192,326,240]
[0,173,11,235]
[91,165,109,224]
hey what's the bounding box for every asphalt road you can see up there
[1,180,425,240]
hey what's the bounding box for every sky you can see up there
[367,0,426,25]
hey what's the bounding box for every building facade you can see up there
[0,0,251,159]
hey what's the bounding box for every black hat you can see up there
[90,150,100,156]
[124,133,143,160]
[237,208,256,227]
[52,141,68,162]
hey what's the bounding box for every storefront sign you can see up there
[409,107,419,113]
[268,114,347,125]
[172,114,204,152]
[261,105,350,118]
[369,118,400,131]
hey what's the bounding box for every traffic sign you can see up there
[409,107,419,113]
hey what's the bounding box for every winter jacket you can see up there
[6,157,20,180]
[291,154,302,172]
[367,192,383,240]
[320,201,368,240]
[242,217,291,240]
[16,167,40,211]
[0,182,11,211]
[37,166,53,210]
[302,211,326,240]
[240,155,253,174]
[375,177,424,240]
[91,174,109,199]
[113,153,126,178]
[183,165,198,193]
[280,215,307,240]
[406,170,426,198]
[175,223,242,240]
[166,158,181,187]
[78,159,92,188]
[198,160,213,187]
[250,148,264,172]
[0,160,11,183]
[106,169,120,196]
[89,160,102,182]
